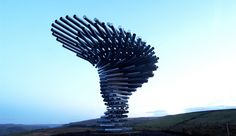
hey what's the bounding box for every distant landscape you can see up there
[0,124,59,136]
[1,109,236,136]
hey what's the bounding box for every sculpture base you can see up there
[97,127,132,132]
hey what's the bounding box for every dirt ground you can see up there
[52,130,187,136]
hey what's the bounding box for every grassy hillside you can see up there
[9,109,236,136]
[134,109,236,136]
[0,124,52,136]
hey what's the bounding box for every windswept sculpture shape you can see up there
[51,15,158,132]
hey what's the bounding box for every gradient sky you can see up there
[1,0,236,124]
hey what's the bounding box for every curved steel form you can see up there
[51,15,158,132]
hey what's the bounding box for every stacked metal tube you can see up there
[51,15,158,132]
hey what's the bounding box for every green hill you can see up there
[0,124,52,136]
[134,109,236,136]
[9,109,236,136]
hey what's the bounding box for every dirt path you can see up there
[53,131,184,136]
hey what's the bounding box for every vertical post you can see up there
[226,122,230,136]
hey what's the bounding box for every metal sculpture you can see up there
[51,15,158,132]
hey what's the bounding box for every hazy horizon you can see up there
[1,0,236,124]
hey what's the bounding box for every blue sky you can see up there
[1,0,236,124]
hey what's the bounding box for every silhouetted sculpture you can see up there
[51,15,158,132]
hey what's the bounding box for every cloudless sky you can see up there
[1,0,236,124]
